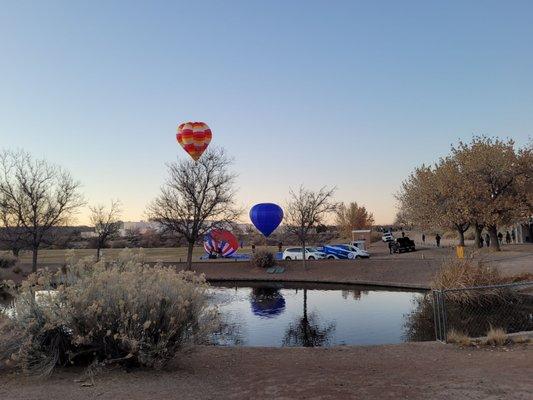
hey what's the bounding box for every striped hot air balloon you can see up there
[176,122,212,161]
[203,229,239,257]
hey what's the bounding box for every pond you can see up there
[210,282,433,347]
[0,282,435,347]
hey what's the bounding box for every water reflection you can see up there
[250,288,286,318]
[210,282,430,347]
[283,289,335,347]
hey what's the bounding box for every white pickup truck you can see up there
[382,232,394,242]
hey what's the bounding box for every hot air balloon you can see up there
[249,203,284,237]
[250,288,286,318]
[203,229,239,257]
[176,122,212,161]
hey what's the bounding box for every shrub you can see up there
[447,329,472,346]
[483,327,508,346]
[250,250,275,269]
[0,254,17,269]
[432,259,509,305]
[0,251,216,376]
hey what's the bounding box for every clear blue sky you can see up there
[1,1,532,224]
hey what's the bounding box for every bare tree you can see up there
[89,200,122,261]
[0,150,84,272]
[285,186,337,269]
[147,148,241,269]
[0,199,25,256]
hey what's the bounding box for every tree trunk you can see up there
[32,246,38,273]
[96,246,101,262]
[474,223,483,249]
[186,241,194,270]
[303,288,308,320]
[301,239,307,270]
[456,226,465,246]
[488,225,500,251]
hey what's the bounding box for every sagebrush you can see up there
[0,250,217,375]
[250,250,275,269]
[0,254,17,269]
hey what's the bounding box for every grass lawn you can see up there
[2,245,281,264]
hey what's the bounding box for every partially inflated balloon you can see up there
[176,122,212,161]
[249,203,284,237]
[204,229,239,257]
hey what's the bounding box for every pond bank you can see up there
[1,343,531,400]
[180,258,438,290]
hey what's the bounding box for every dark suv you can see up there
[392,237,416,253]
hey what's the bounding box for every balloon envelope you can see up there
[249,203,283,237]
[176,122,212,161]
[203,229,239,257]
[250,288,286,318]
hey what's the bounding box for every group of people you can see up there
[419,230,516,248]
[421,233,441,247]
[479,230,515,247]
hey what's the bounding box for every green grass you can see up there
[2,245,281,264]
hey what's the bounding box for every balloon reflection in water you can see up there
[250,287,286,318]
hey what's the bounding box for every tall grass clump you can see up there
[432,258,509,305]
[0,250,216,376]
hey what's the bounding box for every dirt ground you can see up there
[1,343,531,400]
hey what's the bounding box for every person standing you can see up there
[485,233,490,247]
[498,232,503,244]
[388,239,394,254]
[505,231,511,244]
[511,230,516,243]
[278,241,283,253]
[422,233,425,243]
[480,235,484,247]
[435,234,441,248]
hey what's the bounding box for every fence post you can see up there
[441,290,448,342]
[432,289,448,342]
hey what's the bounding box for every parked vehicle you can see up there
[282,247,326,260]
[382,232,394,242]
[333,244,370,258]
[391,237,416,253]
[319,245,359,260]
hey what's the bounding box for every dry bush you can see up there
[250,250,275,269]
[432,259,512,305]
[0,250,216,376]
[447,329,472,346]
[433,259,503,290]
[483,327,508,346]
[0,254,17,269]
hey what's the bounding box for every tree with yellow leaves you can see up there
[335,202,375,239]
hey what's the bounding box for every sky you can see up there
[1,1,532,225]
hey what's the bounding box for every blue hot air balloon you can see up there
[249,203,284,237]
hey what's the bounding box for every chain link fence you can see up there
[433,281,533,342]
